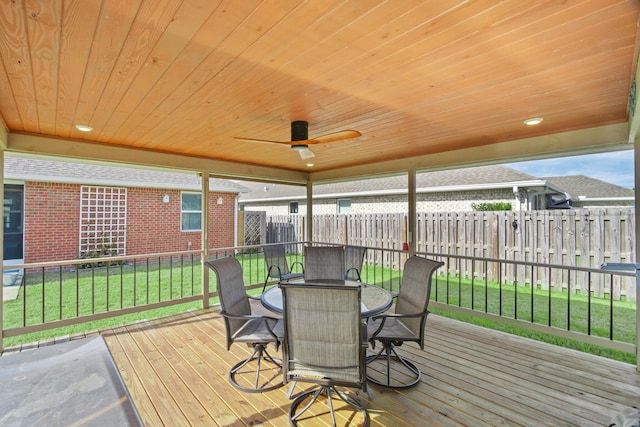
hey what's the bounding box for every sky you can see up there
[505,150,635,189]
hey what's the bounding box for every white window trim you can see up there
[181,191,202,232]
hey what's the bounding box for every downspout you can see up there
[201,171,210,309]
[512,186,520,211]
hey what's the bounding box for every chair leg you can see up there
[366,343,421,389]
[289,385,369,426]
[286,381,297,399]
[229,344,283,393]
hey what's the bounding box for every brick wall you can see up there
[125,188,237,254]
[23,183,237,263]
[24,182,80,263]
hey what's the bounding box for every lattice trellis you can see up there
[79,186,127,257]
[244,211,266,246]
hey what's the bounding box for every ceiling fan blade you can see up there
[298,147,315,160]
[233,136,294,146]
[308,130,361,144]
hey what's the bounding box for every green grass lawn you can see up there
[2,256,636,365]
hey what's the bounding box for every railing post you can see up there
[600,261,640,369]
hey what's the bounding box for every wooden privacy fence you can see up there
[252,209,636,299]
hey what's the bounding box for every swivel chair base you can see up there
[289,385,369,426]
[229,344,283,393]
[366,343,421,389]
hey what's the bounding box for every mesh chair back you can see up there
[344,245,367,280]
[263,244,292,278]
[281,284,365,386]
[395,256,444,341]
[304,246,345,281]
[205,257,251,340]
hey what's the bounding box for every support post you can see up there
[407,168,417,256]
[306,181,313,245]
[635,140,640,369]
[201,171,210,309]
[0,150,4,353]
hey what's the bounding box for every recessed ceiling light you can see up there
[75,124,93,132]
[306,163,314,167]
[523,117,543,126]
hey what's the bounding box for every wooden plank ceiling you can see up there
[0,1,638,181]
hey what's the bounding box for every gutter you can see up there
[576,196,635,202]
[5,172,250,193]
[240,180,553,203]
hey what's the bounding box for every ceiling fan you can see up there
[234,121,361,160]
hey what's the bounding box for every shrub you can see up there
[471,202,512,211]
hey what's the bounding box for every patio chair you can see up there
[262,243,304,293]
[344,245,367,281]
[280,283,369,426]
[205,256,284,393]
[304,245,345,281]
[366,255,444,389]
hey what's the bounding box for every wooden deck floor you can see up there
[10,308,640,426]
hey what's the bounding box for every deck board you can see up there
[9,308,639,426]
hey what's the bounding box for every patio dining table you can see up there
[261,280,393,318]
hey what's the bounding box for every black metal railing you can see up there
[2,243,636,356]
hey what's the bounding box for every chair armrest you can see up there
[370,310,428,322]
[368,310,430,341]
[220,310,279,322]
[290,261,304,273]
[267,265,283,279]
[345,267,362,281]
[221,310,282,346]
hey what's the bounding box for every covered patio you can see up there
[1,1,640,425]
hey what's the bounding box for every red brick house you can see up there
[4,155,247,265]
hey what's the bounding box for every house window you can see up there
[181,192,201,231]
[289,202,299,214]
[79,186,127,256]
[338,199,351,214]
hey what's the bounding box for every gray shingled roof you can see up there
[542,175,634,199]
[239,165,541,201]
[4,155,249,193]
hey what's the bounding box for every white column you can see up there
[306,181,313,244]
[0,149,4,352]
[407,168,416,255]
[201,171,210,309]
[634,142,640,370]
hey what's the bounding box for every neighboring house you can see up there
[3,155,249,265]
[542,175,634,208]
[238,165,634,215]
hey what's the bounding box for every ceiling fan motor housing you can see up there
[291,120,309,141]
